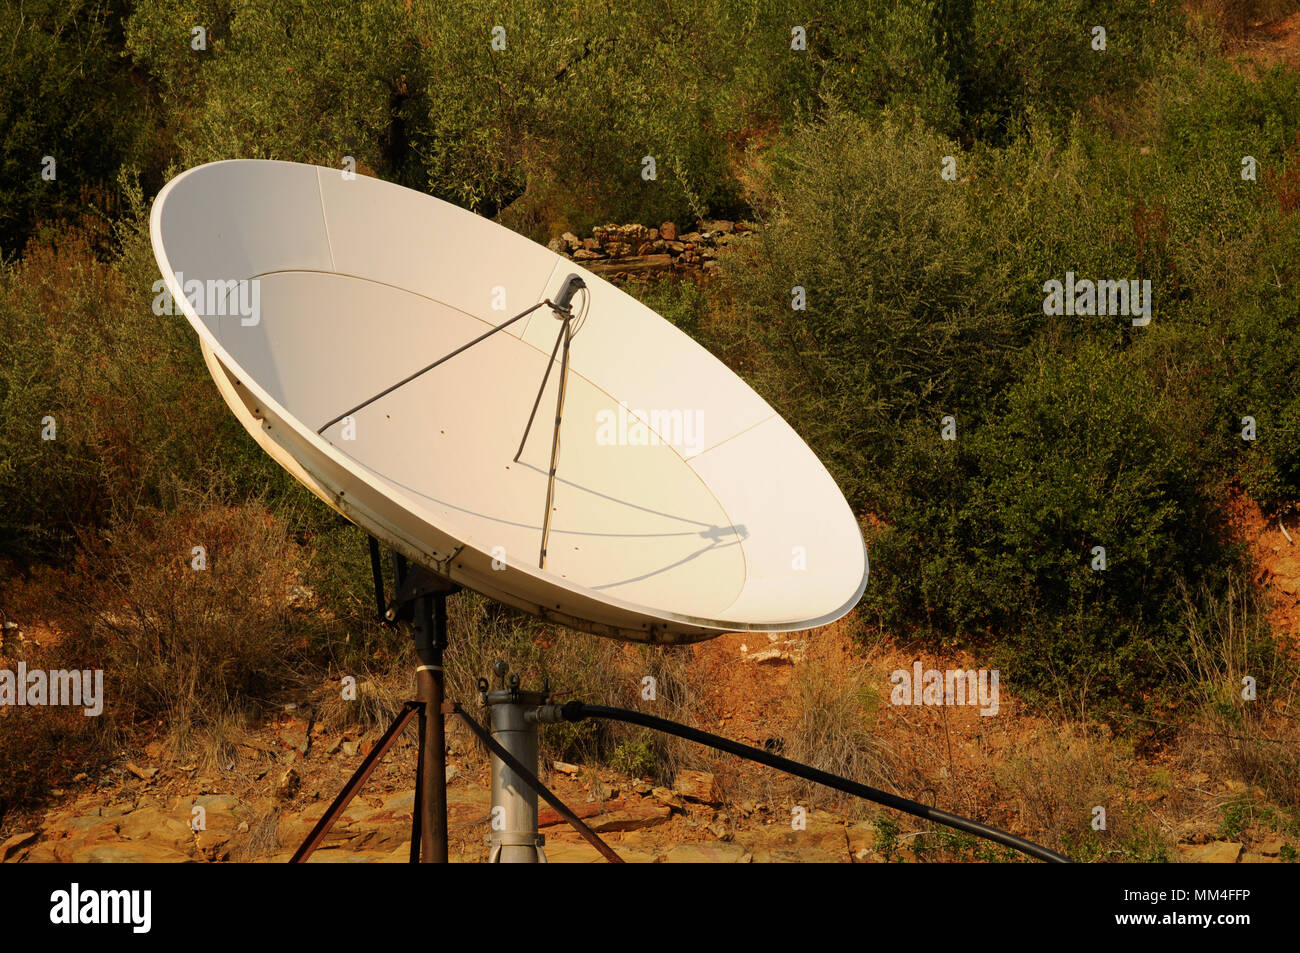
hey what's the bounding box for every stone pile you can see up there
[546,219,757,280]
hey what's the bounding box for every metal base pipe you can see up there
[484,675,548,863]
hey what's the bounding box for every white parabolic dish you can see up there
[150,160,866,643]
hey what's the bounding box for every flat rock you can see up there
[380,791,415,814]
[1178,841,1242,863]
[738,810,847,859]
[298,800,372,827]
[651,787,683,810]
[22,842,60,863]
[538,798,621,828]
[0,831,38,862]
[278,801,368,849]
[586,254,672,277]
[72,842,194,863]
[194,828,233,861]
[672,770,720,805]
[847,821,879,862]
[1257,836,1285,857]
[297,845,407,863]
[118,806,197,853]
[346,821,412,852]
[188,794,247,829]
[752,847,847,863]
[541,840,656,863]
[743,640,808,664]
[47,814,120,838]
[663,843,749,863]
[586,802,672,833]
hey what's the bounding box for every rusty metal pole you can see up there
[412,590,449,863]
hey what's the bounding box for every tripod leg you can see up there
[409,702,426,863]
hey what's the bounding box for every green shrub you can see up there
[127,0,425,186]
[0,187,298,560]
[0,0,153,256]
[1133,49,1300,505]
[723,109,1028,507]
[866,341,1243,713]
[958,0,1180,143]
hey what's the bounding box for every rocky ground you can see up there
[0,683,880,864]
[1,486,1297,867]
[2,603,1294,865]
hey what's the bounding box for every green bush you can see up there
[723,109,1028,507]
[958,0,1180,142]
[711,32,1300,714]
[866,341,1242,713]
[0,187,296,560]
[127,0,425,186]
[0,0,153,256]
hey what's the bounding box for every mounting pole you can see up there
[481,661,549,863]
[404,575,458,863]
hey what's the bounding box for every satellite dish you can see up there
[150,160,866,644]
[147,162,1062,869]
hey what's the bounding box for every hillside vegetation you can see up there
[1,0,1298,850]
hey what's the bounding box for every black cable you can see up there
[561,702,1072,864]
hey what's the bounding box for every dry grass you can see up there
[68,496,319,736]
[1175,576,1300,808]
[0,641,111,818]
[231,804,282,862]
[317,657,413,735]
[781,638,896,811]
[992,726,1172,862]
[446,609,717,786]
